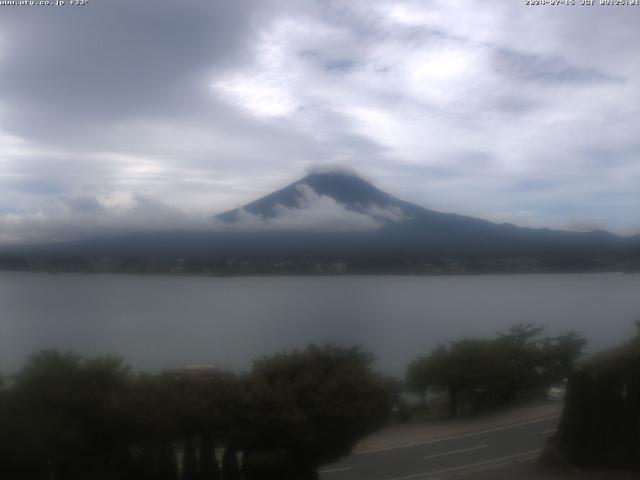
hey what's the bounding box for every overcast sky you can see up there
[0,0,639,244]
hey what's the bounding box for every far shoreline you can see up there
[0,268,638,279]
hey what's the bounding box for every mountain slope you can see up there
[218,172,395,221]
[3,171,639,262]
[214,172,631,256]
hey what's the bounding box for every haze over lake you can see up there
[1,272,639,376]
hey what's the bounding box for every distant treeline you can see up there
[1,253,639,275]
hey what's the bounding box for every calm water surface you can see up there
[1,272,639,375]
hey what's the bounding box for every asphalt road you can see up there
[319,414,561,480]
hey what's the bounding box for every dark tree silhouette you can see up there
[183,436,198,480]
[240,345,392,479]
[545,324,640,470]
[7,352,135,480]
[221,446,241,480]
[198,432,220,480]
[1,345,392,479]
[407,324,587,416]
[126,373,181,480]
[156,442,179,480]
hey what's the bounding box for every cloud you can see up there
[0,0,639,242]
[305,163,364,178]
[214,184,407,232]
[0,0,265,144]
[0,183,412,245]
[567,219,608,233]
[0,195,213,245]
[493,48,622,84]
[61,196,107,214]
[365,204,408,223]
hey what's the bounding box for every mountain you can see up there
[217,172,397,222]
[2,171,639,272]
[214,171,633,256]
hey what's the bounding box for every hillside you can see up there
[1,172,639,274]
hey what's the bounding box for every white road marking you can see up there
[423,444,488,460]
[355,414,560,455]
[319,467,352,474]
[541,428,557,435]
[458,461,511,475]
[382,449,542,480]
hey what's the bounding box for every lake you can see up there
[1,271,639,376]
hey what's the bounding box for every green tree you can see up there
[9,351,135,480]
[406,347,445,405]
[496,323,547,394]
[240,345,392,479]
[163,368,241,480]
[540,331,587,382]
[407,324,587,417]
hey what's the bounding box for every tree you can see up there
[1,346,392,480]
[163,367,241,480]
[407,324,587,416]
[544,325,640,470]
[125,373,181,480]
[444,339,513,415]
[496,323,547,394]
[198,432,220,480]
[221,446,241,480]
[8,351,135,480]
[407,339,512,416]
[406,347,444,405]
[156,442,179,480]
[497,324,586,389]
[240,345,392,479]
[540,331,587,382]
[183,436,198,480]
